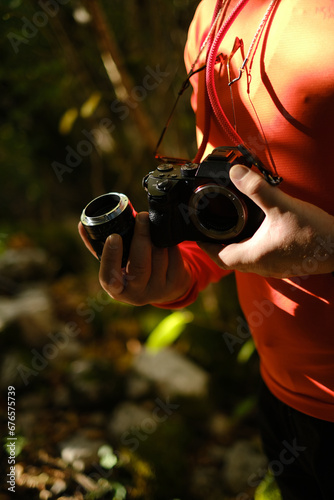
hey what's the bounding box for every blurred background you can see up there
[0,1,269,499]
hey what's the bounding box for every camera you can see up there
[80,192,136,267]
[80,146,269,263]
[143,146,266,247]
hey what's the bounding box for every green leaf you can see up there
[146,310,193,352]
[111,482,127,500]
[255,471,282,500]
[4,435,27,458]
[237,337,256,364]
[232,395,257,420]
[98,445,118,470]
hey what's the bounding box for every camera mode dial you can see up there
[181,163,198,177]
[157,164,174,172]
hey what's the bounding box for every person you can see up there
[79,0,334,498]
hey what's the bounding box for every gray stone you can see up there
[132,347,209,398]
[0,351,25,389]
[58,433,107,471]
[125,374,151,400]
[108,402,152,439]
[68,360,101,402]
[222,439,267,494]
[0,247,52,282]
[0,285,56,345]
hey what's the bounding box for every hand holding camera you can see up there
[78,211,193,306]
[80,146,271,267]
[199,163,334,278]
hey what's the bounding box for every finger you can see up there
[99,233,125,296]
[78,222,98,258]
[217,240,252,270]
[229,164,286,212]
[197,242,230,269]
[127,212,152,286]
[198,240,251,271]
[166,245,187,284]
[150,245,169,287]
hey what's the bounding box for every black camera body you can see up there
[143,146,265,247]
[81,146,269,265]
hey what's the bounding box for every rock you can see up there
[0,285,56,345]
[58,433,107,471]
[132,347,209,399]
[68,359,102,402]
[0,351,26,389]
[125,374,151,400]
[50,479,67,496]
[0,247,53,283]
[39,489,53,500]
[107,400,173,453]
[108,402,152,439]
[222,439,267,494]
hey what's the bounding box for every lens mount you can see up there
[81,192,129,226]
[189,184,247,240]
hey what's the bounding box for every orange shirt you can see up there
[165,0,334,421]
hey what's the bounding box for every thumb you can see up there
[229,164,284,212]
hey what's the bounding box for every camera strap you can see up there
[196,0,282,185]
[154,0,282,186]
[154,1,230,164]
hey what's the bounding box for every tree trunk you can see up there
[82,0,159,152]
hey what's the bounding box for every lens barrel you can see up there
[81,192,136,267]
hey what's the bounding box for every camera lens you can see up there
[199,194,238,232]
[190,184,246,240]
[81,192,136,267]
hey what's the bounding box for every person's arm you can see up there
[199,164,334,278]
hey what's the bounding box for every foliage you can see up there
[98,445,118,471]
[0,1,265,499]
[0,0,199,224]
[255,472,283,500]
[145,310,194,351]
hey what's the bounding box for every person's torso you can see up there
[185,0,334,420]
